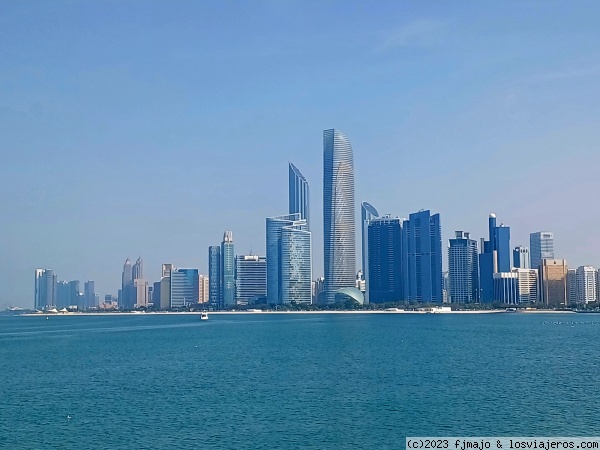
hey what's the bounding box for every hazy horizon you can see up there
[2,1,600,308]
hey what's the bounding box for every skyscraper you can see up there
[367,215,403,304]
[576,266,597,304]
[448,231,479,304]
[404,210,443,303]
[34,269,56,310]
[530,232,554,270]
[84,281,95,309]
[515,268,539,304]
[479,214,511,302]
[221,231,235,307]
[132,257,144,280]
[208,246,221,310]
[289,162,310,229]
[266,213,312,305]
[67,280,80,309]
[56,280,69,309]
[281,220,312,305]
[597,269,600,303]
[235,255,267,305]
[121,258,134,309]
[513,246,530,269]
[160,263,173,310]
[540,259,568,307]
[199,274,209,304]
[170,268,199,308]
[323,129,356,304]
[134,279,149,308]
[153,281,161,308]
[567,269,577,306]
[361,202,379,304]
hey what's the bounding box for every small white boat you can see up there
[200,312,209,321]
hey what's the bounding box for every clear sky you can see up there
[2,1,600,308]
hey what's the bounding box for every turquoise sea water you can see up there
[0,313,598,449]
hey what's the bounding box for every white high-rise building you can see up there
[597,269,600,303]
[576,266,597,304]
[514,268,538,304]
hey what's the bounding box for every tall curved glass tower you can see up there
[323,129,356,304]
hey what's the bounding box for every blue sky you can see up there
[2,1,600,307]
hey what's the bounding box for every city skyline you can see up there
[3,2,600,307]
[19,142,600,307]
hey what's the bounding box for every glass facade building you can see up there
[84,280,96,309]
[34,268,56,310]
[121,258,134,309]
[235,255,267,305]
[289,162,310,230]
[513,246,530,269]
[208,246,221,309]
[132,257,143,281]
[493,272,519,305]
[530,232,554,270]
[281,221,312,305]
[266,213,312,305]
[221,231,235,307]
[56,281,69,309]
[367,216,403,304]
[479,214,511,303]
[170,268,199,308]
[361,202,379,304]
[448,231,479,304]
[404,210,443,303]
[323,129,356,304]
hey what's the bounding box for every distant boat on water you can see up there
[200,312,209,321]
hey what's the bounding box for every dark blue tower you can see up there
[403,210,443,303]
[367,216,404,303]
[479,213,511,303]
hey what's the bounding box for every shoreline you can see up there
[16,309,578,317]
